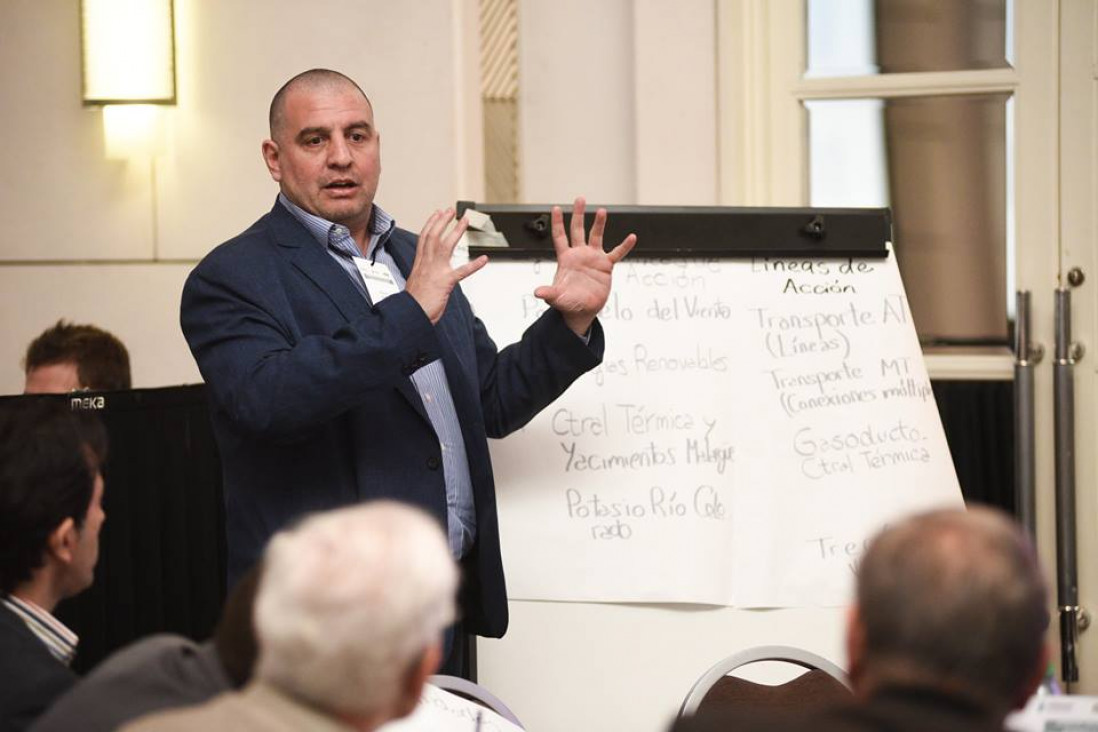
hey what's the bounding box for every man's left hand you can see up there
[535,197,637,337]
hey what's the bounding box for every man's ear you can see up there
[393,642,441,720]
[261,139,282,182]
[845,604,866,692]
[47,517,77,565]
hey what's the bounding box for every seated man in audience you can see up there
[123,501,457,732]
[673,507,1049,732]
[23,320,131,393]
[30,567,260,732]
[0,402,107,731]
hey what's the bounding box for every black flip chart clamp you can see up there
[455,203,891,259]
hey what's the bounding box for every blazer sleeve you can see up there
[460,287,606,439]
[180,244,440,441]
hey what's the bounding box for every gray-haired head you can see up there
[852,507,1049,712]
[254,501,457,722]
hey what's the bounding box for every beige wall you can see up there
[519,0,719,206]
[519,0,639,202]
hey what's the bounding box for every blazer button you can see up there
[426,456,441,470]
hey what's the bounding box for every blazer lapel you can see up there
[267,203,430,424]
[267,203,372,323]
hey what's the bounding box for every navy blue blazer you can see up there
[180,201,602,636]
[0,602,76,731]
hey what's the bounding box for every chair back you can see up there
[679,644,852,718]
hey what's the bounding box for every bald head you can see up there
[268,69,371,142]
[261,68,381,240]
[853,507,1048,711]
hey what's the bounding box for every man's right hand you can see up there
[404,208,488,324]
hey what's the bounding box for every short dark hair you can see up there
[24,320,131,391]
[0,401,107,595]
[268,68,371,140]
[857,508,1048,708]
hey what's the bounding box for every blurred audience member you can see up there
[123,501,457,732]
[0,402,107,731]
[23,320,131,393]
[672,507,1050,732]
[31,567,260,732]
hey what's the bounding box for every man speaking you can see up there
[180,68,635,672]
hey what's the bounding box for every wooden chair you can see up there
[429,674,525,729]
[679,645,852,719]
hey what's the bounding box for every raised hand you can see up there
[405,208,488,324]
[534,197,637,336]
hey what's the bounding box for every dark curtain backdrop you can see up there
[0,386,227,674]
[932,379,1014,513]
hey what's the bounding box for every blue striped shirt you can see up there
[278,194,476,558]
[2,594,77,665]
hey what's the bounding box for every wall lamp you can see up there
[81,0,176,158]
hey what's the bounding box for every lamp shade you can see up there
[81,0,176,104]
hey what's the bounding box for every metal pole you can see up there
[1014,291,1038,537]
[1054,287,1080,683]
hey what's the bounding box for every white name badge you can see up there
[354,258,401,304]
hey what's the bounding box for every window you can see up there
[802,0,1014,344]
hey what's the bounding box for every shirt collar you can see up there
[2,594,78,665]
[278,193,394,256]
